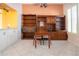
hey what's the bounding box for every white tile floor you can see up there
[1,40,79,56]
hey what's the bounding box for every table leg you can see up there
[35,38,37,48]
[48,37,51,48]
[43,37,44,45]
[33,39,34,45]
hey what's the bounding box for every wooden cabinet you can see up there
[36,16,47,32]
[47,16,55,24]
[22,32,35,39]
[22,14,67,40]
[51,31,67,40]
[56,16,65,30]
[22,15,36,39]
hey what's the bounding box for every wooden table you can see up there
[34,31,51,48]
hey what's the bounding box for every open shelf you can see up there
[22,14,36,39]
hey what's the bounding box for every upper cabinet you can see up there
[2,9,8,29]
[7,11,17,28]
[22,4,64,16]
[47,16,56,24]
[0,9,2,29]
[0,3,17,29]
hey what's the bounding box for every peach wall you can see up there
[22,4,64,16]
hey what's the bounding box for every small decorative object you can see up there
[40,21,44,27]
[40,3,47,8]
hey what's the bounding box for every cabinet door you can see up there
[1,9,17,29]
[47,16,55,24]
[0,31,6,51]
[47,17,51,23]
[23,32,34,39]
[0,14,2,29]
[51,32,58,40]
[2,9,8,29]
[7,11,17,28]
[51,32,67,40]
[56,32,67,40]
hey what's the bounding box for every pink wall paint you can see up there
[22,4,64,16]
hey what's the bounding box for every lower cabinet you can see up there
[22,32,34,39]
[0,29,18,52]
[51,31,67,40]
[22,31,67,40]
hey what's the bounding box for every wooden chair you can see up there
[33,31,51,48]
[33,35,42,46]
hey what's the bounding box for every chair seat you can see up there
[34,35,42,39]
[43,35,48,38]
[34,32,51,48]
